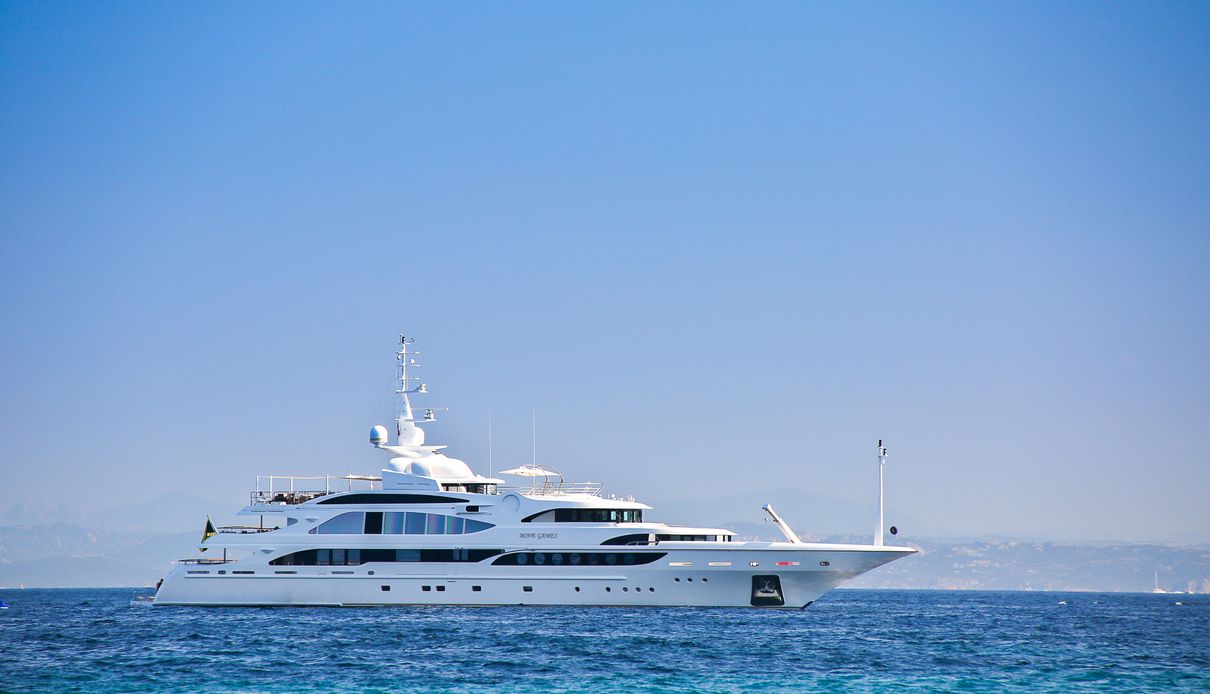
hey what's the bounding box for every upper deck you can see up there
[248,474,611,508]
[250,475,382,506]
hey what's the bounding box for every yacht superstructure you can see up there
[154,337,915,608]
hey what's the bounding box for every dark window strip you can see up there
[492,552,666,567]
[521,508,644,523]
[269,548,502,566]
[316,493,468,505]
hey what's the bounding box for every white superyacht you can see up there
[154,337,915,608]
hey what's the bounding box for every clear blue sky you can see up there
[2,2,1208,541]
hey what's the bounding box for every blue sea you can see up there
[0,588,1206,692]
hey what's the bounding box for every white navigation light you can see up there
[370,425,389,447]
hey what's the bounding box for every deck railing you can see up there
[176,558,234,565]
[250,474,381,506]
[216,525,277,534]
[500,481,605,497]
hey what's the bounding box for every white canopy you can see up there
[499,464,561,478]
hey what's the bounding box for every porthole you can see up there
[605,587,611,592]
[533,553,546,565]
[648,587,655,592]
[674,578,680,582]
[551,553,564,565]
[623,553,636,565]
[574,586,581,592]
[623,587,629,592]
[605,554,618,565]
[687,578,693,582]
[570,553,582,565]
[523,586,533,592]
[819,560,831,567]
[516,554,529,565]
[702,578,708,583]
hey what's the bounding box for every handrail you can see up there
[254,474,382,493]
[216,525,277,534]
[251,474,381,506]
[176,558,234,565]
[500,481,605,497]
[250,489,332,506]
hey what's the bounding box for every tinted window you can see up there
[363,512,383,535]
[375,512,493,535]
[602,534,652,546]
[317,494,467,505]
[425,514,443,535]
[269,548,502,565]
[537,509,644,523]
[404,512,427,534]
[492,552,665,566]
[315,512,365,534]
[465,519,493,533]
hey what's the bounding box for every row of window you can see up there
[600,533,731,545]
[439,484,496,494]
[555,508,643,523]
[317,493,467,505]
[521,508,643,523]
[491,552,666,566]
[270,548,503,566]
[312,512,494,535]
[266,549,668,567]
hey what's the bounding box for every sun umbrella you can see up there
[498,465,560,477]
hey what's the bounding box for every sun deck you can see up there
[249,473,610,506]
[250,474,382,506]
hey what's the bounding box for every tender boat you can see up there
[153,336,915,608]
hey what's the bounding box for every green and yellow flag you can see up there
[201,516,217,544]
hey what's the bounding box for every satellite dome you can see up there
[369,425,389,447]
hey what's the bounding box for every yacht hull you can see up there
[154,545,913,608]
